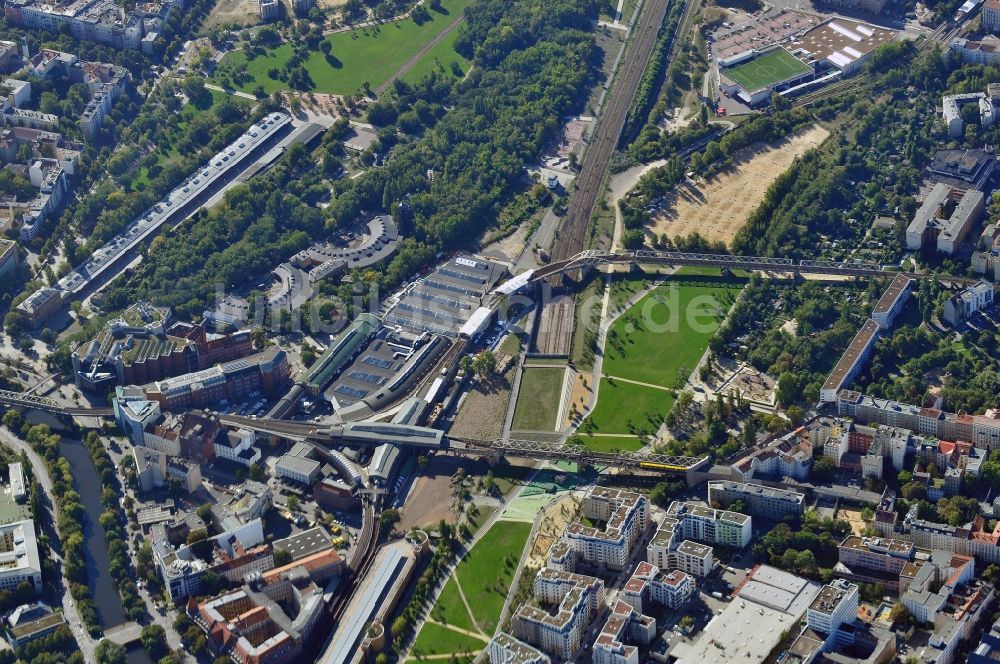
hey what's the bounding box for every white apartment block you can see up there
[512,568,605,662]
[806,579,859,639]
[666,501,752,549]
[0,521,42,593]
[558,487,650,572]
[647,517,715,577]
[708,480,805,521]
[592,600,656,664]
[487,633,550,664]
[622,561,695,613]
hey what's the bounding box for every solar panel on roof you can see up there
[334,385,368,399]
[348,371,386,385]
[362,356,393,369]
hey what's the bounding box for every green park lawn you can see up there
[429,576,476,632]
[411,520,531,659]
[410,621,484,657]
[402,28,470,84]
[583,378,675,435]
[512,367,565,431]
[602,281,741,388]
[457,520,531,633]
[213,0,470,96]
[576,433,644,452]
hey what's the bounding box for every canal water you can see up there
[59,439,154,664]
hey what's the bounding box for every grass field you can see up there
[512,367,565,431]
[584,378,675,434]
[409,622,483,657]
[602,281,741,387]
[213,0,470,95]
[411,520,531,660]
[401,27,470,84]
[429,577,477,632]
[721,47,811,92]
[456,521,532,633]
[576,433,644,452]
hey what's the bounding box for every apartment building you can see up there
[906,515,1000,564]
[512,568,606,662]
[731,432,813,481]
[820,319,880,402]
[903,552,994,664]
[0,239,18,281]
[837,535,922,593]
[555,488,650,572]
[488,633,550,664]
[0,520,42,593]
[806,580,859,638]
[646,517,715,578]
[14,287,62,329]
[942,280,994,327]
[592,599,656,664]
[985,0,1000,32]
[665,501,752,549]
[707,480,805,521]
[871,273,913,329]
[4,0,178,51]
[837,390,1000,451]
[622,561,695,613]
[906,183,984,255]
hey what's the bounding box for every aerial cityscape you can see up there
[4,0,1000,661]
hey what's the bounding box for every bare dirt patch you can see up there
[650,124,830,247]
[202,0,262,30]
[838,507,867,536]
[526,493,579,568]
[449,364,515,440]
[399,456,467,531]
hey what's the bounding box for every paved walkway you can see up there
[374,13,466,95]
[451,571,487,637]
[604,374,673,391]
[204,82,258,101]
[425,618,489,642]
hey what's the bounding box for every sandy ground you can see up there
[563,371,592,428]
[449,364,516,441]
[838,507,867,536]
[525,494,579,568]
[650,124,830,247]
[398,456,467,531]
[203,0,261,29]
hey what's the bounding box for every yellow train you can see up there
[638,461,687,472]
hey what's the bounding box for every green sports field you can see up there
[721,48,811,92]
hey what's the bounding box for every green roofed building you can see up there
[302,313,379,395]
[719,46,813,107]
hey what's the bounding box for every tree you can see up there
[286,495,300,512]
[472,350,497,378]
[140,625,169,660]
[786,405,805,427]
[95,640,127,664]
[273,548,292,566]
[812,456,837,482]
[380,508,401,530]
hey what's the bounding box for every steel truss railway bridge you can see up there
[0,389,113,416]
[532,249,919,281]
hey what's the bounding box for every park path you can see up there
[425,619,490,642]
[451,571,488,637]
[603,374,674,391]
[374,11,467,95]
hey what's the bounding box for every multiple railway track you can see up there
[551,0,673,264]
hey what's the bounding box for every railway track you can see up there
[551,0,673,264]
